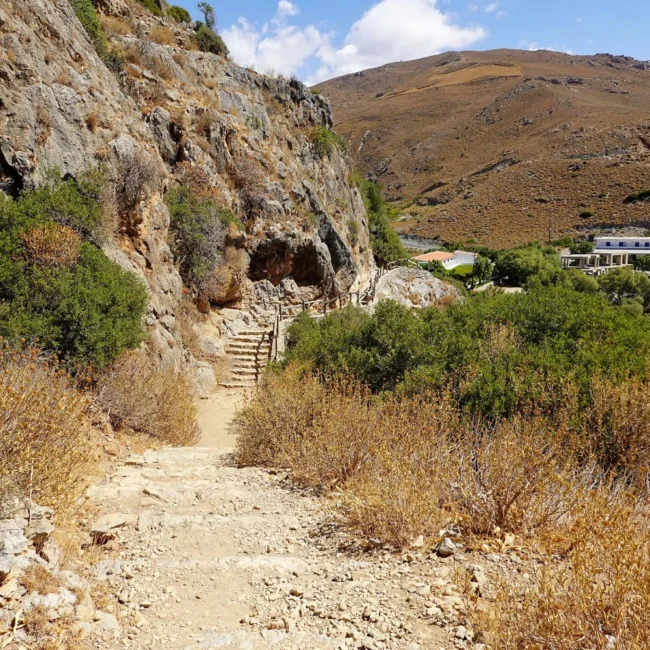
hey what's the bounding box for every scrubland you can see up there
[237,288,650,649]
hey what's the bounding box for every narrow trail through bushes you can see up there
[85,389,502,650]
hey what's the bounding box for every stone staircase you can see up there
[220,329,273,388]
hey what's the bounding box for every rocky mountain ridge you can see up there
[0,0,373,378]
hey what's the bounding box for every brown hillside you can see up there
[318,49,650,248]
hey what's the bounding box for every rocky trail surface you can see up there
[87,390,494,650]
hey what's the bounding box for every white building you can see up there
[595,237,650,255]
[411,250,476,270]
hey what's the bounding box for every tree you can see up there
[493,245,561,287]
[472,255,493,285]
[598,267,650,311]
[569,240,595,254]
[634,255,650,271]
[198,2,216,30]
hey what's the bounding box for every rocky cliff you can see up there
[0,0,373,371]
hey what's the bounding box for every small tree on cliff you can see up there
[198,2,216,30]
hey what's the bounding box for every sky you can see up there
[175,0,650,85]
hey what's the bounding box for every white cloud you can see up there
[222,2,330,77]
[576,16,584,23]
[495,10,506,18]
[484,2,499,12]
[277,0,299,18]
[468,3,479,11]
[310,0,486,83]
[223,0,486,84]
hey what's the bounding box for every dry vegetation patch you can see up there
[97,350,199,446]
[0,345,93,512]
[21,224,82,268]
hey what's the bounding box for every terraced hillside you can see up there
[318,49,650,248]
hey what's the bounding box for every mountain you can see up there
[317,49,650,248]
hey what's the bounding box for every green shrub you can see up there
[580,208,595,218]
[136,0,163,16]
[311,126,346,158]
[493,243,561,287]
[9,169,105,242]
[347,219,359,246]
[168,5,191,22]
[624,189,650,204]
[71,0,124,73]
[570,240,595,254]
[354,173,406,265]
[0,178,147,368]
[284,286,650,418]
[597,267,650,311]
[192,24,228,56]
[166,185,242,288]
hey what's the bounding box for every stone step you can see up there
[231,368,261,376]
[227,341,269,350]
[228,348,268,358]
[220,382,257,389]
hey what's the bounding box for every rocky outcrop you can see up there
[375,268,463,308]
[0,0,373,368]
[0,499,111,643]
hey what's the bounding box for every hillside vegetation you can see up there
[319,49,650,247]
[237,258,650,648]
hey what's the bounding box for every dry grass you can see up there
[22,224,82,268]
[475,491,650,649]
[239,367,650,643]
[174,162,220,200]
[584,376,650,487]
[100,15,133,37]
[0,346,93,514]
[96,349,199,446]
[149,25,175,46]
[20,564,62,595]
[84,111,100,132]
[236,368,650,547]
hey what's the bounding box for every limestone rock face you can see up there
[0,0,373,366]
[375,268,463,308]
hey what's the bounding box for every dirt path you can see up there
[87,390,483,650]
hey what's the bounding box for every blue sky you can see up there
[175,0,650,84]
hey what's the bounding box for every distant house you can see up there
[412,250,476,270]
[595,237,650,255]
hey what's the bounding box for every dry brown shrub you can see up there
[174,162,219,200]
[475,490,650,650]
[114,147,160,216]
[36,105,52,146]
[201,246,248,305]
[84,111,100,132]
[22,224,82,268]
[231,154,266,217]
[148,55,175,81]
[149,25,175,46]
[100,15,133,36]
[20,563,62,595]
[237,371,461,545]
[195,110,216,136]
[96,350,199,446]
[583,375,650,486]
[455,417,585,536]
[236,369,602,547]
[0,346,92,513]
[236,365,326,467]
